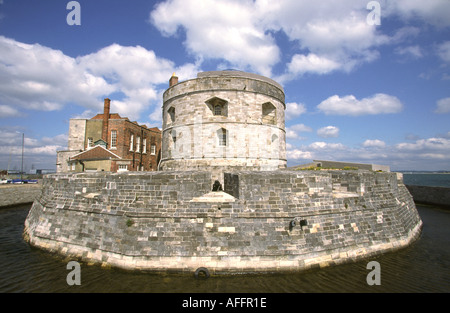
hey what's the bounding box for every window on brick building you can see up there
[111,130,117,148]
[151,144,156,155]
[118,164,128,172]
[136,136,141,153]
[143,138,147,154]
[130,134,134,151]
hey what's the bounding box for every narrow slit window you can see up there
[171,130,177,149]
[130,134,134,151]
[218,128,227,146]
[168,107,176,123]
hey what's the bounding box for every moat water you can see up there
[0,202,448,293]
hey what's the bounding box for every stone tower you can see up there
[159,70,287,181]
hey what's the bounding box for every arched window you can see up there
[218,128,227,146]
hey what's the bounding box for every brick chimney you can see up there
[169,73,178,87]
[102,98,110,142]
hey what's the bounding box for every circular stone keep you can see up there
[160,71,287,181]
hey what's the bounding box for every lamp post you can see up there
[16,131,24,183]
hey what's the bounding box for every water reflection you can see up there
[0,204,449,293]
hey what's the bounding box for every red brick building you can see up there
[57,98,161,173]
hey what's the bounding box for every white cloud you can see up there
[317,93,403,116]
[0,105,21,118]
[0,36,112,111]
[78,44,198,120]
[435,97,450,113]
[385,0,450,27]
[396,137,450,152]
[287,134,450,170]
[286,149,313,160]
[150,0,280,77]
[0,129,67,157]
[317,126,339,138]
[290,124,312,132]
[149,106,163,125]
[394,45,423,59]
[285,102,307,120]
[363,139,386,148]
[309,142,345,150]
[41,134,68,147]
[150,0,394,80]
[150,0,450,82]
[286,129,299,140]
[286,123,312,140]
[437,41,450,64]
[282,53,342,79]
[0,36,199,121]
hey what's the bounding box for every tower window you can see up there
[206,97,228,117]
[262,102,276,125]
[214,104,222,116]
[171,130,177,149]
[218,128,227,146]
[168,107,176,123]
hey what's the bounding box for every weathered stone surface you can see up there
[24,170,422,274]
[406,185,450,208]
[160,71,287,182]
[0,184,42,208]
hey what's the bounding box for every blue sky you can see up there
[0,0,449,171]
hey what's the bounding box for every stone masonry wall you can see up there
[0,184,43,208]
[24,170,422,274]
[160,71,287,177]
[406,185,450,208]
